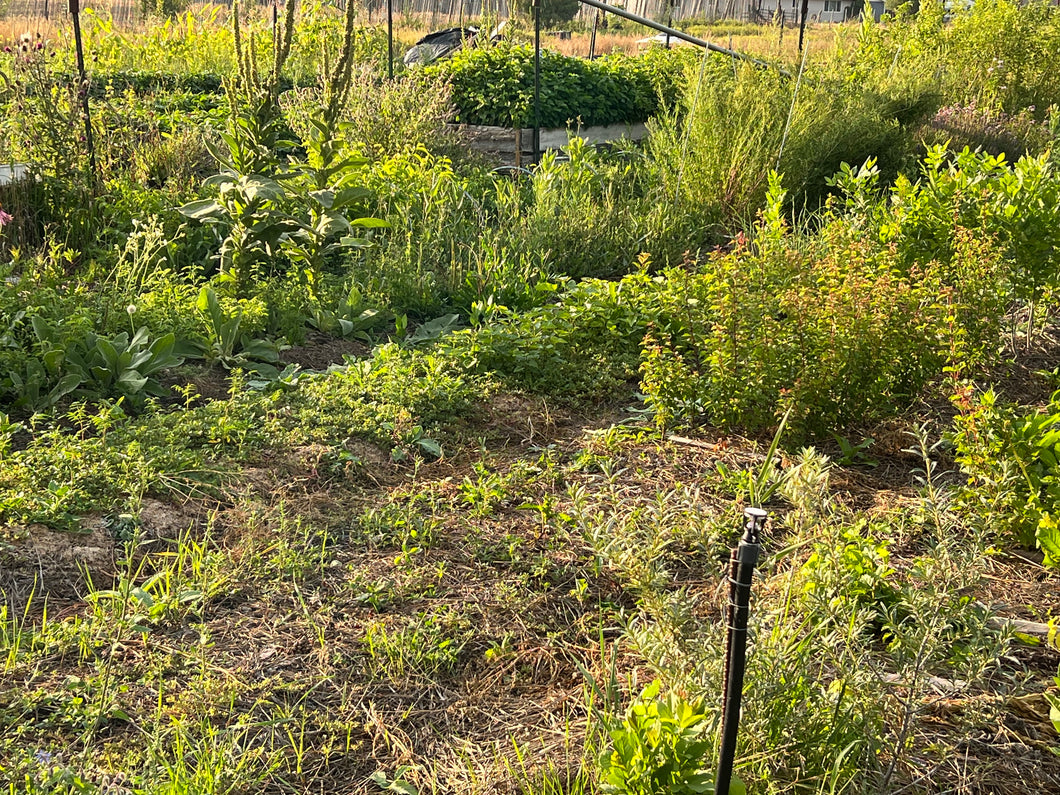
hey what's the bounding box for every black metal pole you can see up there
[387,0,394,79]
[69,0,97,184]
[589,9,599,60]
[716,506,766,795]
[533,0,541,164]
[665,0,673,49]
[797,0,809,54]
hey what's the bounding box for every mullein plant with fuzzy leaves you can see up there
[178,0,384,305]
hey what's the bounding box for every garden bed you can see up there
[454,120,649,163]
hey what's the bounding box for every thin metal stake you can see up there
[716,506,766,795]
[69,0,97,185]
[797,0,809,54]
[533,0,541,164]
[387,0,394,79]
[589,9,599,60]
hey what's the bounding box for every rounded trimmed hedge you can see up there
[423,43,691,128]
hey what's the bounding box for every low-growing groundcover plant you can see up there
[0,338,482,528]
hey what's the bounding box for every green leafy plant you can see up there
[370,767,420,795]
[423,44,689,128]
[598,679,738,795]
[801,521,902,626]
[1045,664,1060,738]
[0,413,22,458]
[950,388,1060,565]
[5,317,184,412]
[178,172,298,293]
[89,570,205,635]
[306,282,383,339]
[833,434,878,468]
[188,286,282,377]
[867,145,1060,306]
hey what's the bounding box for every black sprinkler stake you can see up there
[716,506,766,795]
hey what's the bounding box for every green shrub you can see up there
[938,0,1060,113]
[639,181,1007,437]
[647,55,924,234]
[855,0,1060,114]
[424,44,689,128]
[829,145,1060,303]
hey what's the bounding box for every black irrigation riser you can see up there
[716,506,767,795]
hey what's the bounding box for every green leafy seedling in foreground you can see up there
[599,679,746,795]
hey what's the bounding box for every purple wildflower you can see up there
[0,208,13,227]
